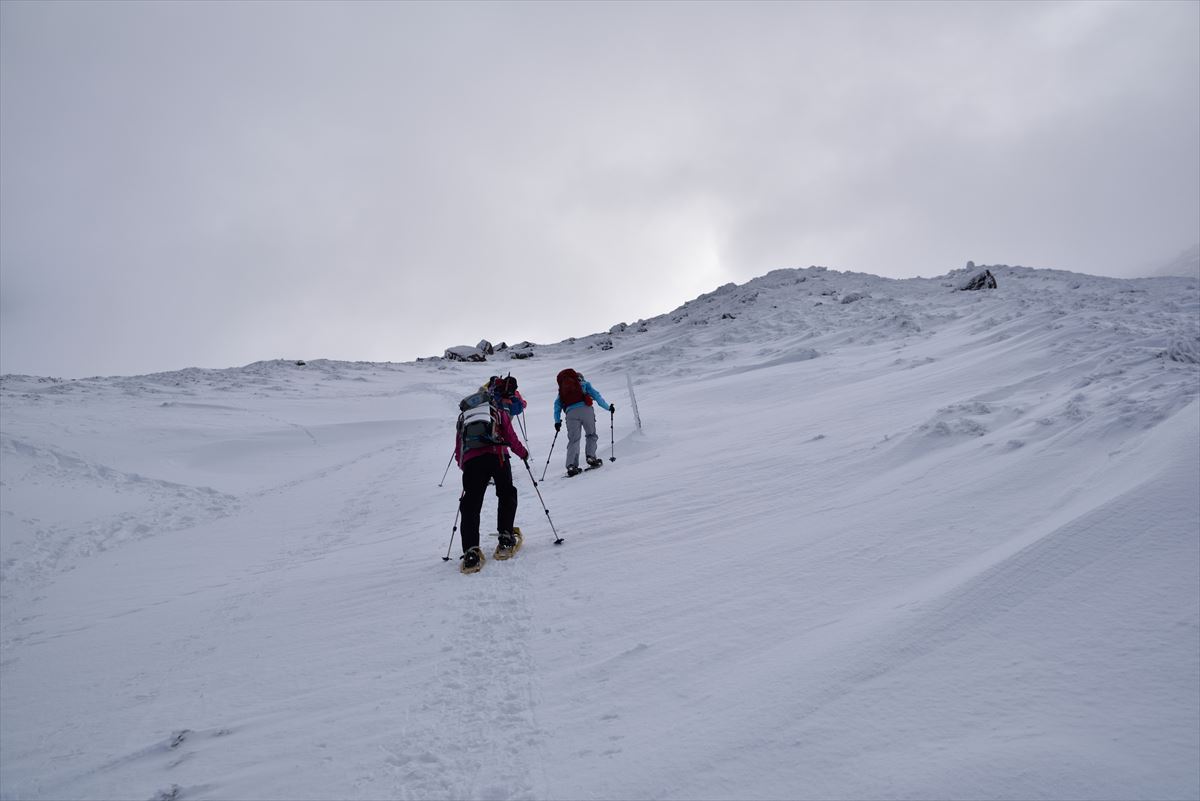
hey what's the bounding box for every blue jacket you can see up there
[502,391,526,418]
[553,379,610,424]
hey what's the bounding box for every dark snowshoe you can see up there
[585,457,603,470]
[493,527,523,561]
[461,546,485,574]
[566,465,583,477]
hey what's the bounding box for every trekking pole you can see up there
[516,413,529,446]
[437,450,455,487]
[522,459,564,545]
[442,492,465,561]
[609,408,616,461]
[540,428,559,481]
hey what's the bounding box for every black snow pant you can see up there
[459,453,517,554]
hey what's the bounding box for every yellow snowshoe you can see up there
[460,546,485,574]
[493,527,523,561]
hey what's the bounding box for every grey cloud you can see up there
[2,0,1196,377]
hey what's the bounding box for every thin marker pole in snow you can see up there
[522,458,563,545]
[625,373,642,431]
[442,492,464,561]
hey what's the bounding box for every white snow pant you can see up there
[565,404,598,468]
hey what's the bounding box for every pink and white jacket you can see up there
[455,408,529,468]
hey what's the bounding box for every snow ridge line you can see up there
[0,436,239,586]
[0,436,228,498]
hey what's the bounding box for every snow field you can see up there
[1,264,1197,800]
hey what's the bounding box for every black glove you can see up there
[609,404,616,413]
[555,422,562,432]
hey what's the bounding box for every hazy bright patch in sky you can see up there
[1,0,1197,378]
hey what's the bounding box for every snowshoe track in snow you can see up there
[393,564,545,800]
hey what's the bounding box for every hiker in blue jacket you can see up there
[553,369,614,477]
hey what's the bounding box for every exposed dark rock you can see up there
[444,346,486,362]
[960,269,998,291]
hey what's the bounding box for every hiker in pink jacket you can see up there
[454,386,529,572]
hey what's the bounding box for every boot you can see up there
[493,528,523,560]
[461,546,485,574]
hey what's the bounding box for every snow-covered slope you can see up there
[2,265,1198,801]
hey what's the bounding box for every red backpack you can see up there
[556,369,592,407]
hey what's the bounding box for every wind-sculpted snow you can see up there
[1,265,1197,800]
[1167,332,1200,364]
[0,436,239,586]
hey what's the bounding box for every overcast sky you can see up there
[2,0,1197,378]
